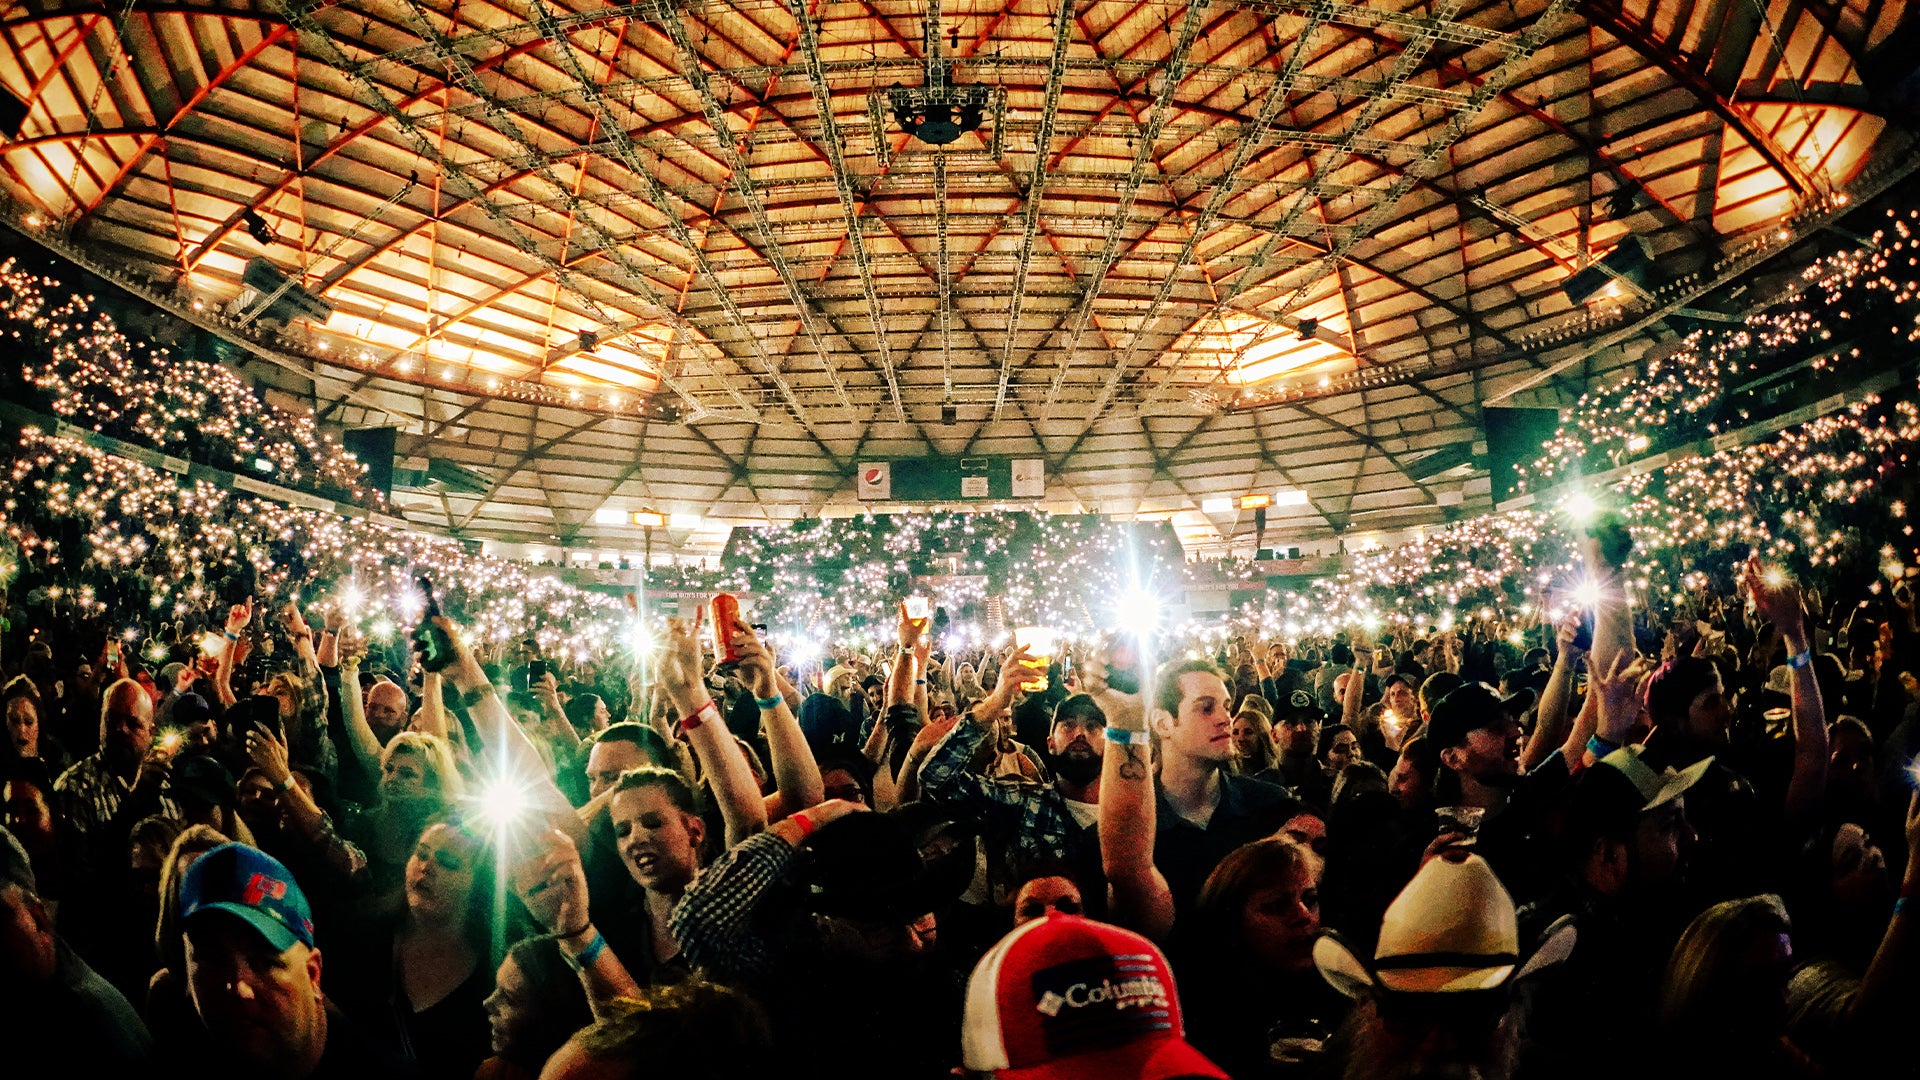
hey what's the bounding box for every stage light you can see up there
[241,209,277,246]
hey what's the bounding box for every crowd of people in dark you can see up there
[4,519,1920,1080]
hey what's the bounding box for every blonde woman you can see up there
[1228,703,1278,775]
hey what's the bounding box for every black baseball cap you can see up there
[1425,684,1536,750]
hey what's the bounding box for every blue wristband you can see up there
[1106,728,1152,746]
[1896,896,1913,917]
[754,695,785,710]
[1787,649,1812,671]
[562,930,607,971]
[1586,734,1620,760]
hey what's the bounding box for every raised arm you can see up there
[214,599,252,709]
[1749,557,1827,826]
[1855,791,1920,1026]
[1524,615,1583,772]
[243,723,367,883]
[734,619,823,821]
[278,602,337,782]
[531,670,581,752]
[415,670,448,739]
[1342,630,1375,730]
[1088,639,1174,941]
[334,634,383,775]
[512,828,642,1019]
[316,605,343,669]
[656,617,766,846]
[1581,523,1633,684]
[434,615,585,844]
[1576,649,1649,766]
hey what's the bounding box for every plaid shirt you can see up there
[668,830,796,984]
[917,714,1097,875]
[54,753,180,838]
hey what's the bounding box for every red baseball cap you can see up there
[961,915,1226,1080]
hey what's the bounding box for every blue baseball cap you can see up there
[180,843,315,952]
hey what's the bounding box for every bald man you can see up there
[362,681,410,746]
[54,679,182,939]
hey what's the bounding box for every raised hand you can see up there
[656,618,710,714]
[910,714,960,756]
[895,599,931,657]
[225,598,254,637]
[987,643,1038,711]
[1555,613,1582,657]
[1590,648,1651,745]
[338,626,367,668]
[243,722,294,787]
[1080,634,1145,728]
[279,600,312,639]
[510,829,593,938]
[730,619,779,700]
[1744,555,1806,641]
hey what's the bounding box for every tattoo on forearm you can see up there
[1119,745,1148,781]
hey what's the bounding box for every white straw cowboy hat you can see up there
[1314,851,1520,996]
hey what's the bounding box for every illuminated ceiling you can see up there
[0,0,1914,557]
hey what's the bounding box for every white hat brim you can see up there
[1313,934,1375,999]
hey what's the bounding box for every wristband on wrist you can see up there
[560,930,607,972]
[754,694,785,711]
[1586,734,1620,760]
[1105,727,1152,746]
[224,631,241,642]
[1787,648,1813,670]
[677,698,719,734]
[791,812,817,841]
[1897,897,1914,917]
[276,775,298,793]
[458,684,497,710]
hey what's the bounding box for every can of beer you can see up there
[711,593,743,668]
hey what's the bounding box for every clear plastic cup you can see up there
[1012,626,1055,692]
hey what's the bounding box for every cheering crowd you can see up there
[4,506,1920,1080]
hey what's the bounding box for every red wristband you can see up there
[791,812,816,841]
[676,698,719,735]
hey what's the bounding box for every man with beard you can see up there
[920,678,1112,919]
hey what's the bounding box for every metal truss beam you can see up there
[635,0,859,416]
[783,0,903,419]
[268,0,749,422]
[1577,0,1823,198]
[1080,3,1335,421]
[1137,0,1579,412]
[1042,0,1209,411]
[990,0,1077,418]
